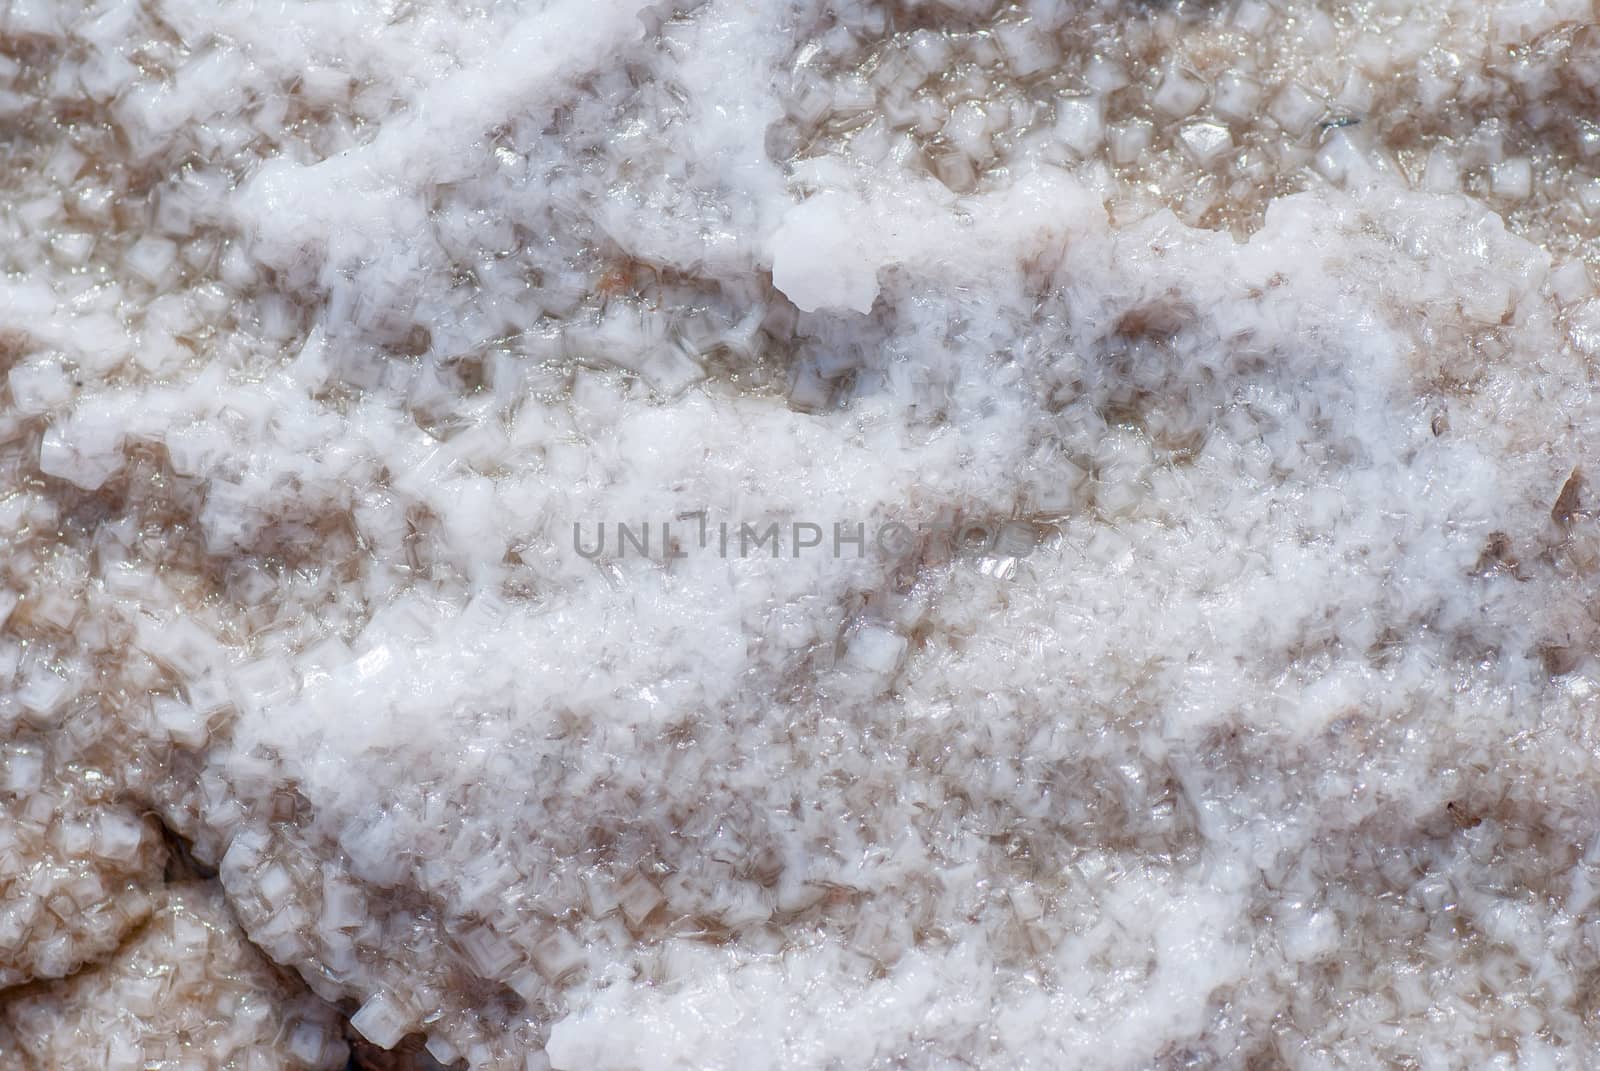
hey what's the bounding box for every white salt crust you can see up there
[4,0,1600,1068]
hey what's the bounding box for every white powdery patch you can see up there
[4,0,1600,1069]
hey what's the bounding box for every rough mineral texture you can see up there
[0,769,165,990]
[0,883,346,1070]
[0,1024,27,1071]
[5,0,1600,1068]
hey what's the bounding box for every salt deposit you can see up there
[4,0,1600,1068]
[2,884,346,1069]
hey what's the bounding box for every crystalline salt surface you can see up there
[4,0,1600,1069]
[1,884,345,1070]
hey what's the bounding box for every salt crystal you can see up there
[996,22,1058,78]
[426,1035,462,1065]
[39,417,124,491]
[17,667,69,718]
[350,991,410,1049]
[906,29,952,74]
[94,812,146,865]
[228,657,296,717]
[1055,98,1103,158]
[124,237,178,289]
[1178,122,1233,166]
[0,909,26,953]
[1269,83,1325,136]
[458,925,519,978]
[287,1023,334,1065]
[49,232,93,267]
[1213,73,1263,124]
[1152,65,1207,119]
[57,819,92,859]
[845,624,907,675]
[219,829,268,877]
[616,873,664,929]
[256,864,295,908]
[1492,157,1534,202]
[138,616,221,679]
[787,362,832,413]
[151,697,208,748]
[1232,0,1275,33]
[771,192,881,314]
[1,748,43,795]
[1551,260,1591,304]
[7,361,72,416]
[2,5,1598,1070]
[1108,121,1153,166]
[1422,146,1461,192]
[942,101,995,163]
[532,928,586,981]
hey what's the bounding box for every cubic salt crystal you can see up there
[1233,0,1275,33]
[152,697,208,748]
[532,929,586,981]
[350,992,410,1049]
[7,361,72,416]
[1,749,42,795]
[138,617,221,679]
[34,934,72,977]
[845,624,907,675]
[1551,259,1590,304]
[1314,129,1369,185]
[1269,83,1326,135]
[788,362,832,412]
[1055,98,1103,157]
[1492,157,1534,201]
[124,237,178,288]
[287,1023,333,1065]
[942,101,995,163]
[48,232,93,267]
[906,29,953,74]
[228,657,296,716]
[1152,65,1207,119]
[1178,122,1233,166]
[16,668,69,718]
[93,813,145,865]
[1108,120,1153,166]
[616,873,665,929]
[29,592,76,631]
[57,819,93,859]
[1213,73,1263,124]
[996,22,1058,78]
[219,830,267,877]
[458,926,519,978]
[1423,147,1462,191]
[426,1035,463,1064]
[0,910,25,953]
[256,864,295,908]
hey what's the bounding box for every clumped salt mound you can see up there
[6,0,1600,1068]
[0,883,347,1070]
[0,774,164,990]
